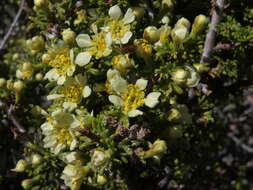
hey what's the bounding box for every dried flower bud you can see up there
[143,26,160,43]
[11,159,28,172]
[62,28,76,44]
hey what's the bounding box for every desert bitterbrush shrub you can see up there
[1,0,253,190]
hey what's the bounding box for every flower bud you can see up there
[22,62,33,71]
[12,53,19,60]
[13,80,25,92]
[131,7,145,20]
[41,53,50,63]
[142,139,167,159]
[143,26,160,43]
[161,15,170,24]
[171,25,189,44]
[31,154,43,165]
[111,54,134,73]
[158,25,171,43]
[193,63,209,73]
[34,0,47,8]
[97,175,107,185]
[29,36,45,51]
[74,10,87,26]
[62,28,76,44]
[91,149,111,167]
[168,108,181,121]
[21,179,34,189]
[161,0,174,10]
[35,73,44,81]
[175,17,191,30]
[171,68,189,85]
[190,14,208,38]
[11,159,28,172]
[0,78,6,88]
[6,80,13,89]
[185,66,200,87]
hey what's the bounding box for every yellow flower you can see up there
[107,71,161,117]
[16,62,34,80]
[44,42,75,85]
[61,164,90,190]
[103,5,135,44]
[75,32,112,66]
[41,110,77,154]
[47,74,91,111]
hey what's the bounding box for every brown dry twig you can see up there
[200,0,226,63]
[213,39,253,51]
[0,0,26,51]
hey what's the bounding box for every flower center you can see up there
[55,125,72,146]
[108,20,130,40]
[139,39,152,54]
[60,83,83,103]
[121,84,145,113]
[48,49,72,75]
[89,33,107,57]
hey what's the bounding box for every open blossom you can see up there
[47,74,91,111]
[102,5,135,44]
[61,164,90,190]
[41,110,78,154]
[107,69,161,117]
[75,32,112,66]
[44,42,75,85]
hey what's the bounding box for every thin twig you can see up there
[213,39,253,51]
[200,0,225,63]
[0,0,25,51]
[0,99,26,133]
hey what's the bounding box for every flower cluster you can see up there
[7,1,210,189]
